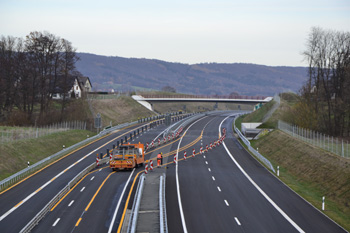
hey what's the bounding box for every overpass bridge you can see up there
[132,95,273,111]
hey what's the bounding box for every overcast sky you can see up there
[1,0,349,66]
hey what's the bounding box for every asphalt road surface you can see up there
[165,112,346,233]
[0,112,347,233]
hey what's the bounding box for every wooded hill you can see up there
[76,53,308,96]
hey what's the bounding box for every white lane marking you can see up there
[235,217,241,226]
[203,155,206,158]
[108,169,135,233]
[52,218,60,227]
[217,186,221,192]
[224,200,229,206]
[80,187,85,192]
[219,115,305,233]
[212,176,215,181]
[208,168,211,172]
[205,161,208,165]
[99,169,102,171]
[68,200,74,207]
[0,130,135,222]
[176,117,207,233]
[90,176,95,181]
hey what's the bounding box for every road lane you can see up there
[166,112,346,233]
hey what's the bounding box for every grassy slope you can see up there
[90,96,155,127]
[0,130,93,180]
[237,93,350,230]
[251,131,350,230]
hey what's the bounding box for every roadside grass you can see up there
[0,129,95,181]
[250,130,350,231]
[89,96,155,127]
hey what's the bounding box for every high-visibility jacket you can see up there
[157,153,162,159]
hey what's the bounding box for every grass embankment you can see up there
[0,130,94,180]
[236,92,350,230]
[89,96,155,127]
[251,131,350,230]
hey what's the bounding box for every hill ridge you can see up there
[75,53,308,96]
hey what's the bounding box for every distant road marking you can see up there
[99,169,102,172]
[217,186,221,192]
[68,200,74,207]
[203,155,206,158]
[224,200,229,206]
[205,161,208,165]
[80,187,85,192]
[235,217,241,226]
[212,176,215,181]
[52,218,60,227]
[90,176,95,181]
[208,168,211,172]
[219,114,305,233]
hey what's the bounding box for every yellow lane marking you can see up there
[117,171,143,233]
[0,133,110,196]
[50,177,57,182]
[84,172,116,212]
[0,122,148,196]
[50,168,105,211]
[14,201,23,208]
[35,187,42,193]
[75,217,82,227]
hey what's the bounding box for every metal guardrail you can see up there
[159,174,168,233]
[128,174,146,233]
[19,157,109,233]
[0,121,137,192]
[234,116,276,173]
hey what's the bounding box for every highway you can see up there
[0,120,167,233]
[0,112,347,233]
[165,112,346,233]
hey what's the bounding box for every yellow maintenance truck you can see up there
[110,142,145,171]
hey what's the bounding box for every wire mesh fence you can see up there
[0,121,86,144]
[278,120,349,158]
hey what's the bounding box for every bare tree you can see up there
[302,27,350,136]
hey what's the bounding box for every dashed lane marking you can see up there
[68,200,74,207]
[80,187,85,192]
[90,176,95,181]
[224,200,229,206]
[52,218,60,227]
[217,186,221,192]
[212,176,215,181]
[235,217,241,226]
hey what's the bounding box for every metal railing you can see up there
[0,121,137,192]
[278,120,349,158]
[234,116,276,173]
[159,174,168,233]
[19,157,108,233]
[128,174,146,233]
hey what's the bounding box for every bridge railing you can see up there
[140,94,267,100]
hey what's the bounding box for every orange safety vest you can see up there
[157,153,162,159]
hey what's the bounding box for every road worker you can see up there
[157,152,163,167]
